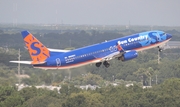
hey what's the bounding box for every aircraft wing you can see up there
[93,51,121,62]
[96,43,125,61]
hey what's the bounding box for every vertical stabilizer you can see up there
[21,31,50,64]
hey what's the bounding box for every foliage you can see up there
[0,26,180,106]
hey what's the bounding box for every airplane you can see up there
[10,30,172,69]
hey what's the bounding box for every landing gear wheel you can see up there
[103,61,110,68]
[159,48,162,52]
[158,46,163,52]
[95,62,102,67]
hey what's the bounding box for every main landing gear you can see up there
[95,61,110,68]
[95,62,102,67]
[103,61,110,68]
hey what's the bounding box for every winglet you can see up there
[117,41,124,52]
[21,30,50,64]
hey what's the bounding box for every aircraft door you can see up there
[56,58,61,67]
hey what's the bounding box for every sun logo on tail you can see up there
[23,33,50,63]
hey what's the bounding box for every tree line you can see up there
[1,78,180,107]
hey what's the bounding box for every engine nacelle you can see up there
[119,50,138,61]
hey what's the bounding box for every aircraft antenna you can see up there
[156,50,160,85]
[68,69,71,82]
[18,49,21,85]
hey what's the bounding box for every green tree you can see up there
[0,86,24,107]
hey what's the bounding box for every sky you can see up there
[0,0,180,26]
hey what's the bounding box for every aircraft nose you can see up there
[166,33,172,39]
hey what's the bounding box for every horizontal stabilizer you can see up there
[10,61,46,65]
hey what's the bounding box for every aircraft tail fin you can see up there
[21,31,50,64]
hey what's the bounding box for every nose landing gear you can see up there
[158,46,163,52]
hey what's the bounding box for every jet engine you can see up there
[118,50,138,61]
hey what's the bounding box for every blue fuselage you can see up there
[34,30,172,69]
